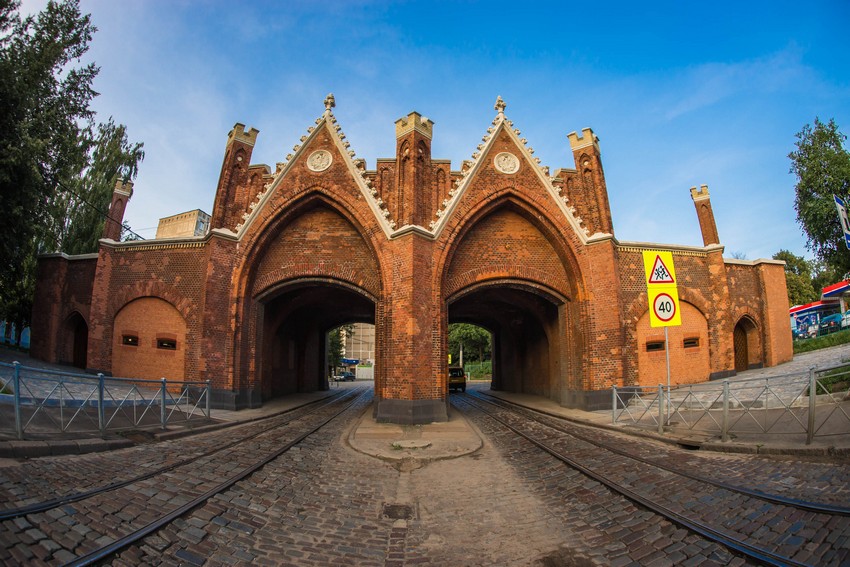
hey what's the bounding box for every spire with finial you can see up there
[494,95,506,118]
[324,93,335,115]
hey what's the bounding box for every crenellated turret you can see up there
[690,184,720,246]
[102,180,133,241]
[392,112,434,227]
[567,128,612,236]
[210,123,260,231]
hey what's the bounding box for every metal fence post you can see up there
[721,380,729,443]
[205,380,211,418]
[806,368,816,445]
[13,361,22,440]
[612,386,617,425]
[161,378,167,430]
[657,384,664,435]
[98,373,105,438]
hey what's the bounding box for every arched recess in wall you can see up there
[112,297,187,381]
[237,193,383,400]
[635,301,710,387]
[734,315,762,372]
[440,196,582,403]
[61,311,88,369]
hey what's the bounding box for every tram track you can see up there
[454,391,850,567]
[0,388,356,522]
[0,385,371,566]
[473,391,850,516]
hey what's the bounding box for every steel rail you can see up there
[471,391,850,517]
[61,387,370,567]
[455,395,812,567]
[0,388,355,522]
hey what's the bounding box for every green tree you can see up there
[773,249,818,306]
[810,259,844,296]
[0,0,96,272]
[328,324,354,373]
[0,0,143,344]
[448,323,491,365]
[790,118,850,277]
[61,118,144,254]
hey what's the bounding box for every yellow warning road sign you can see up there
[643,250,677,285]
[642,250,681,328]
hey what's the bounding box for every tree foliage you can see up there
[0,0,143,342]
[448,323,491,364]
[773,249,847,307]
[328,324,355,372]
[61,118,144,254]
[773,249,818,306]
[790,118,850,277]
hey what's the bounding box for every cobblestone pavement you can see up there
[2,386,849,565]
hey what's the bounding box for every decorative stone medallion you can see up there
[307,150,332,172]
[494,152,519,174]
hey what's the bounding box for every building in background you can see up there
[155,209,211,239]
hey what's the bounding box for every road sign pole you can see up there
[664,326,670,425]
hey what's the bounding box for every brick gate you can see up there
[31,95,793,424]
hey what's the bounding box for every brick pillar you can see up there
[706,249,735,378]
[393,112,433,227]
[211,123,259,231]
[373,232,447,424]
[567,128,613,236]
[565,237,626,409]
[757,260,794,366]
[86,247,116,374]
[690,184,720,246]
[102,180,133,241]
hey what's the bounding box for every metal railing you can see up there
[612,364,850,445]
[0,361,211,440]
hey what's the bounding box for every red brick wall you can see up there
[636,301,711,386]
[86,241,206,379]
[252,206,381,298]
[30,254,98,364]
[112,297,186,381]
[445,209,569,295]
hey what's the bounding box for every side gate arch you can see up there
[230,189,387,402]
[436,191,587,404]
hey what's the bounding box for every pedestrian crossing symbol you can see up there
[646,253,675,284]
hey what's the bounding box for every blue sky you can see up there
[23,1,850,259]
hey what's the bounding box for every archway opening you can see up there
[63,312,88,369]
[734,316,761,372]
[448,283,564,399]
[258,282,375,400]
[448,323,492,382]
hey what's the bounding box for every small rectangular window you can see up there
[157,338,177,350]
[646,341,666,352]
[122,335,138,346]
[683,337,700,348]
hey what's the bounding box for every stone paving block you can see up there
[174,548,206,566]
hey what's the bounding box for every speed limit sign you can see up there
[647,287,682,327]
[653,292,676,322]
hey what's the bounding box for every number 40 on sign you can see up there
[642,250,682,328]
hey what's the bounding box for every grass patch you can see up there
[464,361,492,380]
[793,329,850,354]
[810,364,850,395]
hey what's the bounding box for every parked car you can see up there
[334,371,356,382]
[794,323,817,339]
[448,367,466,392]
[818,313,843,336]
[842,311,850,329]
